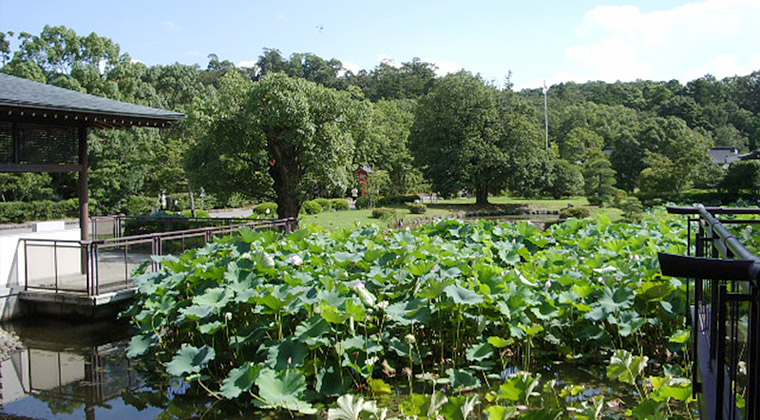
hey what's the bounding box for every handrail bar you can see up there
[81,217,297,246]
[695,204,760,264]
[667,205,760,215]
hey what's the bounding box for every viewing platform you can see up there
[0,215,299,320]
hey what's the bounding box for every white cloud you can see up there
[238,60,257,68]
[277,13,287,21]
[422,58,463,77]
[340,60,360,76]
[163,21,179,30]
[130,58,143,64]
[554,0,760,85]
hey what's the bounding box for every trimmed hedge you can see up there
[376,194,420,206]
[371,207,398,220]
[314,198,331,211]
[123,196,157,215]
[407,202,427,214]
[559,206,591,219]
[251,202,278,218]
[355,196,372,209]
[301,200,323,215]
[330,199,350,211]
[0,199,96,224]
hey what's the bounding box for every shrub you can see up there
[301,200,323,215]
[179,209,210,218]
[355,196,372,209]
[0,198,89,224]
[407,202,427,214]
[123,196,156,215]
[559,206,591,219]
[329,198,349,211]
[371,207,398,220]
[252,202,278,218]
[376,194,420,206]
[314,198,331,211]
[616,197,644,223]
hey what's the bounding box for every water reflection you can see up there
[0,318,164,420]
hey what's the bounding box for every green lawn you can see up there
[300,195,622,230]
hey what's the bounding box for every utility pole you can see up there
[543,80,549,151]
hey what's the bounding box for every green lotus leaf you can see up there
[166,345,216,377]
[447,368,480,390]
[465,341,493,362]
[255,369,315,414]
[192,287,232,309]
[444,284,483,306]
[198,320,224,335]
[127,334,156,358]
[483,405,519,420]
[180,305,214,320]
[265,339,308,370]
[295,316,331,345]
[220,362,261,399]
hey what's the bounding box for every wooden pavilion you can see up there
[0,73,185,241]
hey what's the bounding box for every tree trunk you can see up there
[268,142,302,219]
[475,186,489,205]
[188,185,196,217]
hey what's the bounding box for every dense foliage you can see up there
[2,25,760,220]
[126,214,689,417]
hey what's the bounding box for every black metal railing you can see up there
[23,217,299,296]
[660,204,760,420]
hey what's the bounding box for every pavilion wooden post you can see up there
[78,124,89,274]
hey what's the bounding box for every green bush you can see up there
[251,202,278,218]
[616,197,644,223]
[376,194,420,206]
[371,207,398,220]
[355,196,372,209]
[179,209,210,218]
[407,202,427,214]
[329,198,349,211]
[559,206,591,219]
[0,198,88,224]
[123,196,156,215]
[314,198,331,211]
[301,200,323,215]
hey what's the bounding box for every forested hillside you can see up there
[1,25,758,219]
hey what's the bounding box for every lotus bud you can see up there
[288,254,303,266]
[405,334,416,344]
[354,281,377,307]
[225,312,233,321]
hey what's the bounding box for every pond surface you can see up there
[0,318,158,420]
[0,318,644,420]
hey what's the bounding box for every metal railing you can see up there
[89,214,260,241]
[659,205,760,420]
[23,217,298,296]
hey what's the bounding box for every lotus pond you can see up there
[125,213,697,419]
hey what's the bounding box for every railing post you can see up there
[715,284,728,420]
[23,240,28,291]
[749,287,760,420]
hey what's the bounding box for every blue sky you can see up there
[1,0,759,89]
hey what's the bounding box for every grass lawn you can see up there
[300,195,622,230]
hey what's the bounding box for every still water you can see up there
[0,318,167,420]
[0,318,638,420]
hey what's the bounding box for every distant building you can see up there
[708,147,741,167]
[738,150,760,161]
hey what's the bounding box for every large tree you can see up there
[410,71,542,204]
[187,73,362,217]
